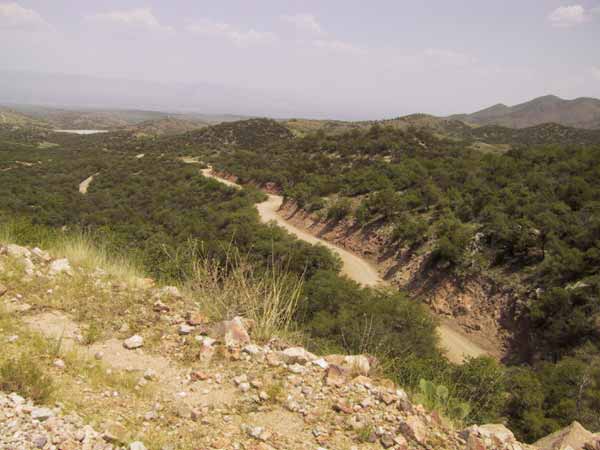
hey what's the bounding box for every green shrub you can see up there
[326,198,353,222]
[391,215,429,247]
[414,378,471,422]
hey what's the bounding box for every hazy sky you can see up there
[1,1,600,118]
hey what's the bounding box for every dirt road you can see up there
[202,168,488,363]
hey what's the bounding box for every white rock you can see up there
[31,247,51,262]
[8,393,25,405]
[178,324,194,335]
[22,258,35,276]
[238,382,251,392]
[144,369,157,380]
[233,374,248,385]
[31,407,54,421]
[200,336,216,347]
[123,335,144,349]
[4,244,31,258]
[53,359,66,369]
[288,363,306,374]
[161,286,182,298]
[48,258,72,276]
[280,347,317,365]
[243,344,263,355]
[312,358,329,370]
[130,441,148,450]
[396,389,408,401]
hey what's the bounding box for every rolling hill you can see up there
[451,95,600,129]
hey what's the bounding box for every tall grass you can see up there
[51,233,144,285]
[187,252,304,343]
[0,218,145,286]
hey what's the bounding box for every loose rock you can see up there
[123,335,144,349]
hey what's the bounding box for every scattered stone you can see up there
[33,435,48,449]
[144,411,158,421]
[143,368,157,380]
[266,352,282,366]
[243,344,263,355]
[399,415,428,445]
[153,300,169,312]
[190,370,209,381]
[325,354,372,376]
[288,363,306,374]
[312,358,329,370]
[102,420,128,445]
[4,244,32,258]
[175,403,192,419]
[534,421,599,450]
[325,365,349,387]
[233,374,248,385]
[123,335,144,349]
[393,434,408,448]
[333,400,353,414]
[210,316,250,347]
[22,257,35,276]
[186,312,207,326]
[53,358,66,369]
[161,286,182,298]
[246,426,272,442]
[380,433,395,448]
[31,247,51,262]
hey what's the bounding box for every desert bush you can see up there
[326,198,353,222]
[414,378,471,422]
[187,252,303,343]
[0,355,54,403]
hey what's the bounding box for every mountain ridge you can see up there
[450,95,600,129]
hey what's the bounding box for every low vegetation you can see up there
[2,116,600,442]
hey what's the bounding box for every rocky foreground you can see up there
[1,243,599,450]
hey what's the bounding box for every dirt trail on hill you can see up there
[201,168,488,363]
[24,311,237,408]
[79,173,97,194]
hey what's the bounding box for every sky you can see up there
[1,0,599,119]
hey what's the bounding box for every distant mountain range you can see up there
[450,95,600,129]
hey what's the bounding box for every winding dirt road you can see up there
[201,168,488,363]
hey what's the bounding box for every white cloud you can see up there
[281,13,322,34]
[186,19,277,47]
[0,2,47,30]
[313,39,364,54]
[592,66,600,81]
[547,5,588,27]
[86,8,172,32]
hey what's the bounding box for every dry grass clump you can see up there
[187,253,304,343]
[51,233,145,287]
[0,220,145,287]
[0,354,54,403]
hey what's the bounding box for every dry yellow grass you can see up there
[187,253,304,343]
